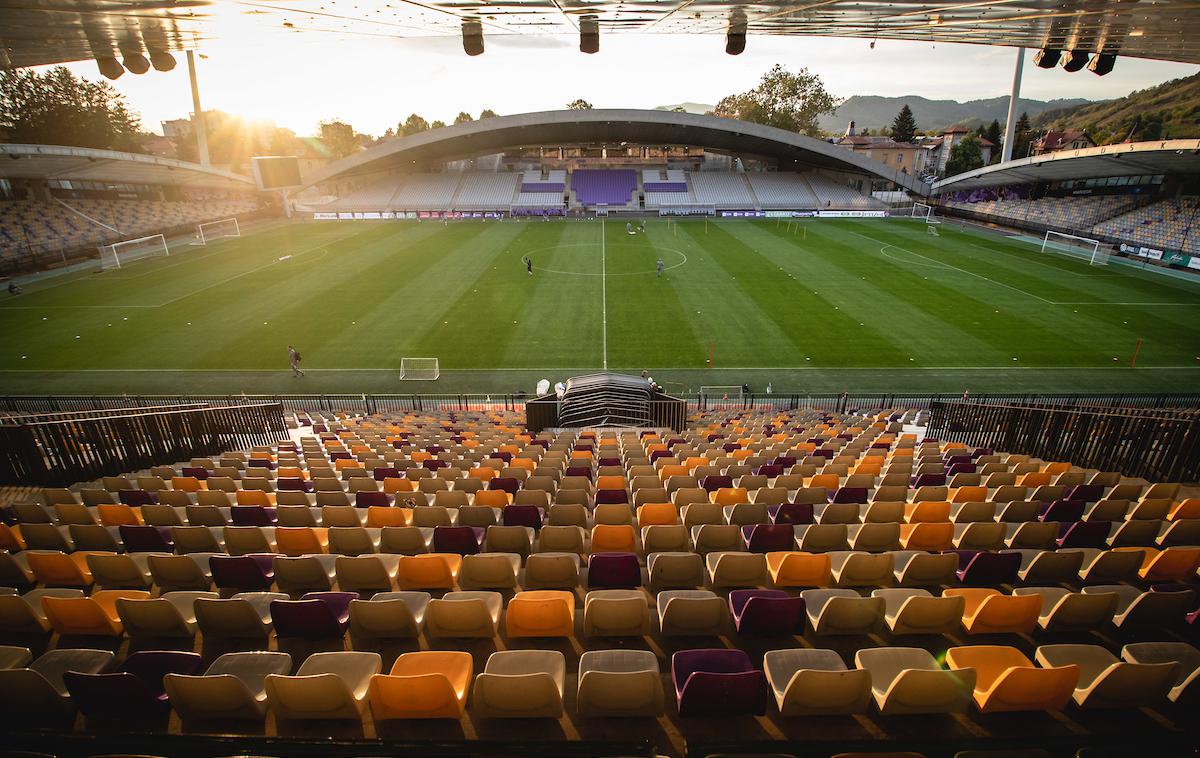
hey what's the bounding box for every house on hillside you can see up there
[912,125,993,179]
[1033,130,1096,155]
[834,121,929,176]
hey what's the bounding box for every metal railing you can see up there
[0,402,289,486]
[927,400,1200,481]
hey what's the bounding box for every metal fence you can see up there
[1,391,1196,417]
[927,400,1200,481]
[0,402,290,486]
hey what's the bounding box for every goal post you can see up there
[99,234,168,270]
[1041,230,1108,265]
[911,202,936,222]
[399,358,441,380]
[196,217,241,245]
[699,385,744,401]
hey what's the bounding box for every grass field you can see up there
[1,217,1198,396]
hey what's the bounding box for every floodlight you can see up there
[1061,50,1090,72]
[726,10,747,55]
[1087,52,1116,76]
[580,15,599,54]
[96,55,124,80]
[149,48,176,71]
[462,18,484,56]
[1033,48,1061,68]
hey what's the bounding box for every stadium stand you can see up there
[745,173,820,209]
[389,174,463,211]
[0,403,1195,757]
[1093,196,1200,255]
[688,171,758,208]
[452,173,520,211]
[572,169,638,208]
[805,173,887,210]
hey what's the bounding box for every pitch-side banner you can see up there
[816,210,887,218]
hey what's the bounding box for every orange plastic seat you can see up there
[658,465,688,481]
[945,588,1041,634]
[369,651,473,720]
[1042,462,1071,475]
[596,476,626,492]
[900,521,954,551]
[510,458,536,473]
[384,478,417,493]
[1018,472,1052,488]
[397,554,462,590]
[367,507,411,528]
[235,489,273,507]
[278,466,309,480]
[27,550,98,587]
[97,504,142,526]
[275,527,329,556]
[590,524,638,554]
[684,457,709,473]
[474,490,511,508]
[766,551,830,587]
[41,589,150,636]
[946,645,1078,713]
[1168,498,1200,520]
[1137,547,1200,582]
[809,474,839,489]
[905,501,951,523]
[951,486,987,504]
[711,487,750,506]
[172,476,204,492]
[637,503,678,526]
[0,524,25,552]
[505,590,576,637]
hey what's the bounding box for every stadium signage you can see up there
[815,210,888,218]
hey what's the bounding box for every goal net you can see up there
[699,385,744,402]
[1041,230,1108,265]
[196,217,241,245]
[99,234,168,270]
[399,358,440,380]
[911,202,938,222]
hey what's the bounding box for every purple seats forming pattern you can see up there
[571,169,637,207]
[355,491,389,508]
[210,554,276,592]
[953,550,1021,585]
[118,525,174,553]
[769,503,814,525]
[433,526,486,555]
[742,524,794,553]
[231,506,277,526]
[64,651,203,719]
[672,649,768,716]
[588,552,641,589]
[729,590,806,635]
[502,505,544,530]
[1057,520,1112,549]
[270,591,356,638]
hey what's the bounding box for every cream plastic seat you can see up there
[690,524,743,555]
[536,525,586,555]
[425,590,502,638]
[523,552,581,590]
[116,590,215,640]
[829,551,894,588]
[795,523,849,552]
[874,588,965,636]
[1085,584,1194,630]
[855,646,975,715]
[348,591,429,640]
[1034,643,1176,709]
[647,551,705,590]
[583,589,650,637]
[458,553,521,590]
[1014,587,1119,633]
[576,649,663,717]
[657,589,726,636]
[265,650,382,720]
[472,649,566,719]
[1121,642,1200,704]
[1014,549,1084,584]
[892,550,957,586]
[195,591,286,641]
[763,648,871,715]
[705,551,768,589]
[1074,548,1142,584]
[335,554,400,594]
[802,588,884,635]
[847,523,901,552]
[641,524,690,553]
[0,648,115,720]
[273,554,337,595]
[166,651,293,721]
[953,521,1006,551]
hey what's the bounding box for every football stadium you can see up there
[0,2,1199,757]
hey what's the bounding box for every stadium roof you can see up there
[300,109,930,194]
[0,144,254,189]
[3,0,1200,72]
[932,139,1200,192]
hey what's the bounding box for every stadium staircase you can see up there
[741,173,763,211]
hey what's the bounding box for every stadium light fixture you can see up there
[96,55,124,80]
[149,48,176,71]
[462,18,484,56]
[121,47,151,75]
[580,15,599,54]
[1061,50,1090,72]
[726,10,747,55]
[1087,52,1116,75]
[1033,48,1061,68]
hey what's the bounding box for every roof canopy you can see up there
[933,139,1200,192]
[2,1,1198,71]
[0,144,254,190]
[302,109,929,195]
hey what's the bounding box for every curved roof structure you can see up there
[301,109,929,195]
[933,139,1200,192]
[0,144,254,190]
[4,1,1200,71]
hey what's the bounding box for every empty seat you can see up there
[657,589,726,636]
[583,589,649,637]
[802,588,884,635]
[265,651,382,720]
[165,651,293,721]
[425,591,502,638]
[856,647,975,715]
[368,651,473,720]
[0,648,115,721]
[1034,644,1176,709]
[946,645,1079,713]
[763,648,871,715]
[875,588,965,635]
[577,649,664,717]
[348,591,429,640]
[672,648,766,716]
[729,589,805,635]
[505,590,575,637]
[1121,642,1200,704]
[65,650,203,721]
[1014,587,1118,633]
[472,650,566,719]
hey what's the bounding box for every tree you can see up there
[712,64,837,138]
[317,120,359,159]
[983,119,1002,162]
[945,135,985,176]
[670,106,688,113]
[478,109,498,119]
[1013,112,1033,159]
[431,120,446,130]
[454,111,474,124]
[0,66,142,151]
[567,99,593,110]
[890,104,917,143]
[399,113,429,137]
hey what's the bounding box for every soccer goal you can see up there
[699,385,744,402]
[399,358,441,380]
[196,217,241,245]
[911,202,938,223]
[99,234,168,270]
[1041,230,1109,265]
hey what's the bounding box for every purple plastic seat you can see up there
[954,550,1020,585]
[328,451,352,461]
[118,489,157,506]
[598,457,622,467]
[649,450,672,463]
[729,590,805,635]
[425,446,445,455]
[587,552,641,589]
[432,526,485,555]
[489,477,520,495]
[1039,499,1085,523]
[1057,520,1111,549]
[355,491,389,508]
[701,475,733,493]
[812,449,834,460]
[769,503,814,525]
[181,467,210,480]
[210,553,276,592]
[944,455,973,467]
[493,451,514,463]
[565,466,594,479]
[596,489,629,505]
[723,444,741,453]
[423,459,449,471]
[1066,484,1105,503]
[247,459,277,470]
[65,650,202,720]
[672,649,767,716]
[742,524,795,553]
[911,473,946,488]
[118,525,174,553]
[276,478,313,493]
[502,505,544,530]
[946,463,977,476]
[231,506,277,526]
[771,456,797,468]
[830,487,869,504]
[270,591,356,638]
[754,464,784,478]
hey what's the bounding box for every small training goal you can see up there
[1041,230,1109,265]
[99,234,168,270]
[911,202,939,223]
[399,358,441,380]
[699,385,744,402]
[196,217,241,245]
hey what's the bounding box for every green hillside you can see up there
[1033,72,1200,143]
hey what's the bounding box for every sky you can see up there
[59,31,1200,137]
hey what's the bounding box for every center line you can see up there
[601,219,608,369]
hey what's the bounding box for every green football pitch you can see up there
[1,217,1198,396]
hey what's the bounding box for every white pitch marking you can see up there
[601,220,608,370]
